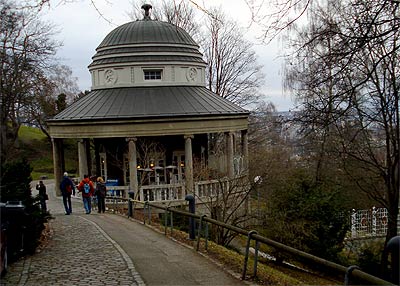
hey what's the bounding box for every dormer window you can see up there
[144,70,162,80]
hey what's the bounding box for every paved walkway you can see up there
[1,180,245,286]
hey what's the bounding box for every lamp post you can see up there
[254,176,263,218]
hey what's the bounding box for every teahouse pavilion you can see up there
[48,4,249,203]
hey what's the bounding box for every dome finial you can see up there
[141,4,152,20]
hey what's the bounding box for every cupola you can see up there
[89,4,206,90]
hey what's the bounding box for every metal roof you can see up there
[97,20,198,49]
[50,86,248,122]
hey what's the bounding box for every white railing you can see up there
[106,186,129,197]
[106,176,247,203]
[140,183,185,202]
[350,207,388,239]
[195,179,228,198]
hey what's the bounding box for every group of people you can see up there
[60,172,107,215]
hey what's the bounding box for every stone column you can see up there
[78,139,88,180]
[225,132,234,178]
[52,138,63,196]
[184,135,194,194]
[241,130,249,175]
[127,137,138,196]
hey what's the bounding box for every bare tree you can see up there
[284,0,399,267]
[243,0,312,42]
[30,65,79,140]
[0,0,61,163]
[203,8,264,108]
[194,170,254,246]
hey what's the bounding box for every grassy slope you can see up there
[18,125,78,180]
[147,222,340,286]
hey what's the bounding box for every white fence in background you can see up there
[350,207,388,239]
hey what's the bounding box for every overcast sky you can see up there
[42,0,294,111]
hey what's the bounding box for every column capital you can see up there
[126,137,137,142]
[184,134,194,139]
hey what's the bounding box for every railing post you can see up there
[170,211,174,236]
[140,188,144,202]
[344,265,361,286]
[351,209,357,238]
[165,207,169,236]
[147,202,151,225]
[372,206,377,237]
[128,191,134,218]
[205,220,209,250]
[386,236,400,284]
[143,202,148,225]
[254,240,259,278]
[196,215,207,251]
[242,230,257,280]
[185,194,196,240]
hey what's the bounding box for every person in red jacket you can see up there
[78,174,95,214]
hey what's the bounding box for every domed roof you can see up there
[89,8,205,70]
[97,20,198,49]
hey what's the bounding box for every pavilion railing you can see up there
[140,183,185,202]
[106,176,248,203]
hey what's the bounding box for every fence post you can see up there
[351,209,357,238]
[128,191,134,218]
[253,240,259,278]
[344,265,361,286]
[196,215,207,251]
[372,206,377,237]
[205,220,209,251]
[147,202,151,225]
[143,202,148,225]
[170,211,174,236]
[165,207,169,235]
[242,230,257,280]
[185,194,196,240]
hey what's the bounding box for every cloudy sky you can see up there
[41,0,294,111]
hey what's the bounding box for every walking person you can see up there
[96,177,107,213]
[60,172,74,215]
[36,180,48,213]
[78,174,95,214]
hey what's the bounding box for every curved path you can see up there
[1,180,245,286]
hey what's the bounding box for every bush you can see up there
[338,239,385,277]
[0,158,48,261]
[261,169,349,262]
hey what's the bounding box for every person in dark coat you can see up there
[95,177,107,213]
[60,172,74,215]
[36,180,47,212]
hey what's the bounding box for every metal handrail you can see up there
[113,198,393,285]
